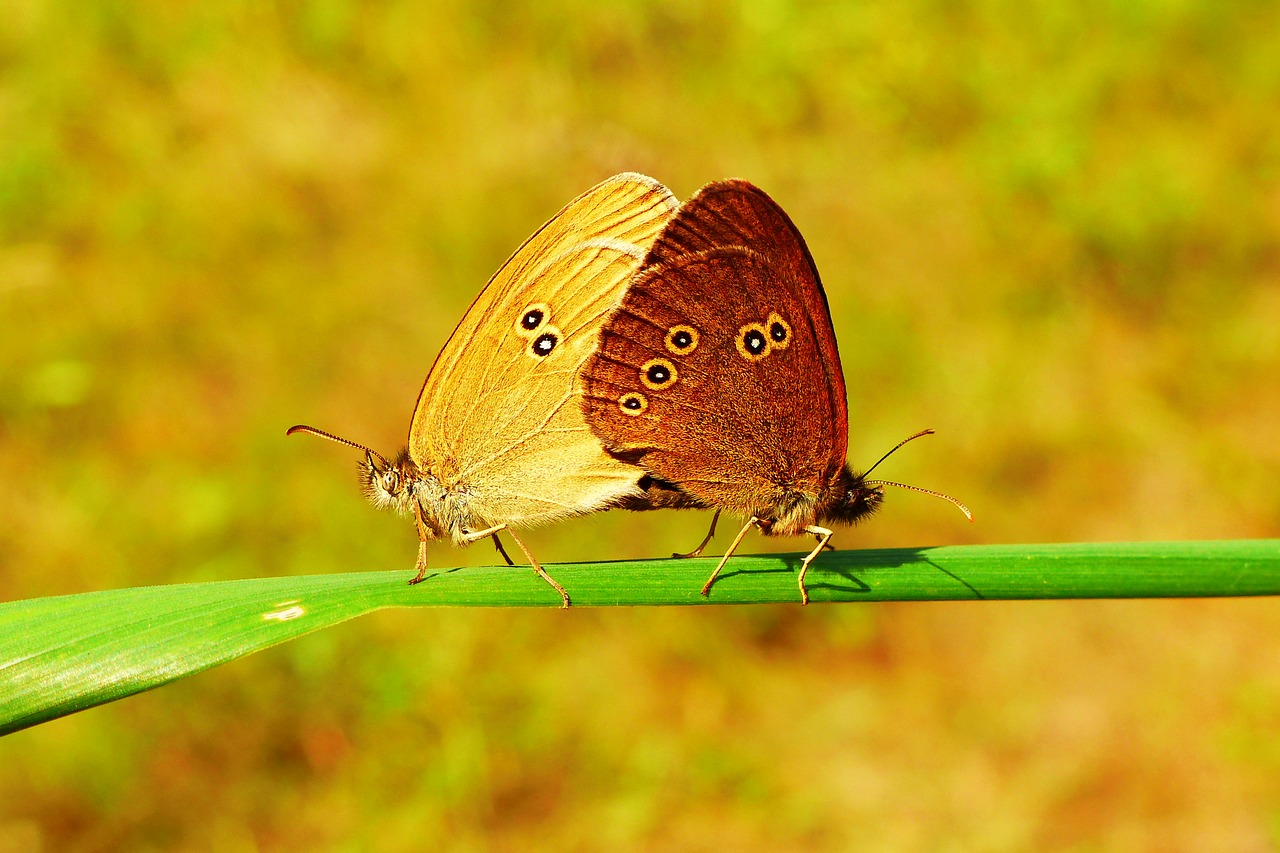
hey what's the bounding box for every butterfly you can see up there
[290,173,679,607]
[581,179,971,604]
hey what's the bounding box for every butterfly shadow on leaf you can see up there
[798,546,986,601]
[409,566,467,584]
[706,552,817,590]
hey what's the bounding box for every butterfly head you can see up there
[359,447,422,515]
[826,430,973,527]
[822,465,886,526]
[287,423,435,529]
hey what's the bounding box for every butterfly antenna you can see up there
[861,429,974,521]
[863,479,973,521]
[861,428,936,479]
[286,424,390,468]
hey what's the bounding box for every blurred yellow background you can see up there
[2,2,1279,850]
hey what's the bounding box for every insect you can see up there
[582,179,971,604]
[290,173,679,607]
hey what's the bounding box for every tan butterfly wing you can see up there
[408,173,679,528]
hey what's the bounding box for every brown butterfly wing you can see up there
[581,180,849,520]
[409,173,678,528]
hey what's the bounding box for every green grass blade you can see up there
[2,539,1277,736]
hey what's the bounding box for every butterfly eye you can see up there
[382,470,399,493]
[767,313,791,349]
[664,325,699,354]
[736,324,771,361]
[640,358,677,390]
[530,330,559,358]
[618,392,648,415]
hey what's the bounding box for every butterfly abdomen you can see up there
[758,488,823,536]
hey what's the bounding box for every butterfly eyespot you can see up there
[664,325,699,354]
[767,313,791,349]
[736,323,771,362]
[528,328,561,359]
[618,392,648,416]
[640,358,678,390]
[516,303,550,335]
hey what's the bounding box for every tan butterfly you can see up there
[290,173,679,606]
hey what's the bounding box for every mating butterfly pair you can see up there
[290,174,969,607]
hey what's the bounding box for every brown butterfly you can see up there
[290,173,679,607]
[581,179,971,604]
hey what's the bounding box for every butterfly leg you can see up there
[408,500,432,585]
[797,525,835,606]
[454,525,514,567]
[673,510,721,559]
[502,528,571,609]
[492,534,516,567]
[700,516,761,598]
[462,525,570,608]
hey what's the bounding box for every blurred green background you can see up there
[3,1,1279,850]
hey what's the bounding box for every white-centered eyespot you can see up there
[526,324,562,359]
[516,303,551,336]
[735,323,771,362]
[766,312,791,350]
[664,324,699,355]
[619,391,648,415]
[640,358,678,390]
